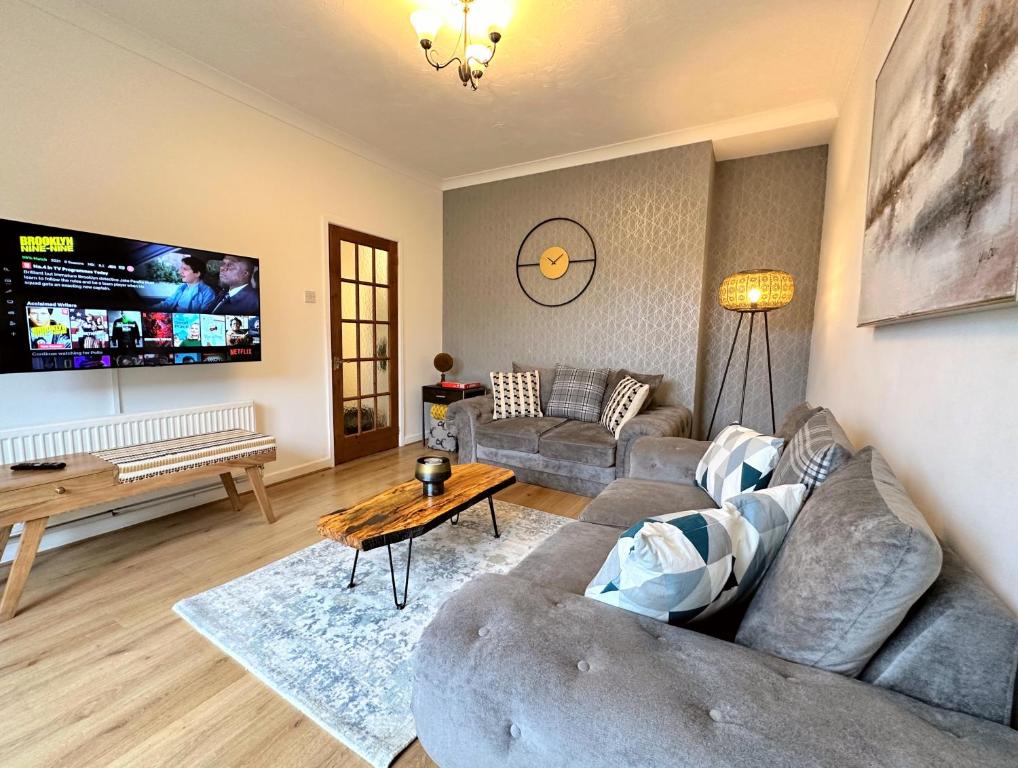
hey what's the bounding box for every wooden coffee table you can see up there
[316,463,515,609]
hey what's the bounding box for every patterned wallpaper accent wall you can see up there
[698,146,829,438]
[443,142,716,407]
[443,143,828,432]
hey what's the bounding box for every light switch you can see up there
[304,290,316,304]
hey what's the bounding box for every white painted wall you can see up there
[808,0,1018,611]
[0,3,442,474]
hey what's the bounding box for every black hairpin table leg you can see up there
[450,513,459,525]
[347,549,359,589]
[488,496,500,538]
[387,538,413,610]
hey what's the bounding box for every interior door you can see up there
[328,224,399,463]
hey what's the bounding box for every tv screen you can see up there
[0,217,261,374]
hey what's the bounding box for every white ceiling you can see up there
[75,0,878,183]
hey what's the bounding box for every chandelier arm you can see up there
[482,41,497,67]
[424,47,463,71]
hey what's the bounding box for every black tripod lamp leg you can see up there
[707,312,745,439]
[763,311,776,434]
[738,311,757,425]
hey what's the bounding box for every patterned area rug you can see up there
[174,499,569,768]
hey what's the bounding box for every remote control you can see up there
[10,462,67,471]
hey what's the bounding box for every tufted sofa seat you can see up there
[413,571,1018,768]
[412,410,1018,767]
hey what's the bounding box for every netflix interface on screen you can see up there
[1,217,262,375]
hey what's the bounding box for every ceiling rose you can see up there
[409,0,509,90]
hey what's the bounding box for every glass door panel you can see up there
[330,227,399,462]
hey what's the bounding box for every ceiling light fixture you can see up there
[410,0,507,90]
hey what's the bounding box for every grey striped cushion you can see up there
[490,370,543,420]
[772,408,854,493]
[600,376,650,438]
[545,365,610,423]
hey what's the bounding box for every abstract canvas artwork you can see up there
[860,0,1018,326]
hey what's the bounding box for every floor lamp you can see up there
[706,269,795,438]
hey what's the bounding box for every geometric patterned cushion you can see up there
[584,483,806,626]
[489,370,543,420]
[545,364,609,423]
[599,375,650,438]
[695,424,784,505]
[771,408,854,494]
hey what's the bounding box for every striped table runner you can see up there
[92,429,276,483]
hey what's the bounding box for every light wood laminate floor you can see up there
[0,445,590,768]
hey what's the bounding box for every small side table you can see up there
[422,384,486,451]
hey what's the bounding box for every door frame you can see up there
[320,216,406,464]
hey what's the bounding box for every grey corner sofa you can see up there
[412,408,1018,768]
[447,367,692,497]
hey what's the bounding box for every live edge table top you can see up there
[316,463,515,551]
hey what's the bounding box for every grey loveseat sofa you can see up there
[412,409,1018,767]
[448,367,692,497]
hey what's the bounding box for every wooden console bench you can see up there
[0,429,276,621]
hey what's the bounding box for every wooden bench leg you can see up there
[220,472,243,511]
[245,466,276,524]
[0,525,12,560]
[0,517,48,621]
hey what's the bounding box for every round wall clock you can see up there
[516,217,597,307]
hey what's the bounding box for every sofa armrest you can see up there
[447,395,493,463]
[412,574,1018,768]
[628,435,712,484]
[615,404,692,479]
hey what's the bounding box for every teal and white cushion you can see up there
[599,375,650,438]
[584,484,806,625]
[696,424,783,504]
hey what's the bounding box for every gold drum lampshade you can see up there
[718,269,795,312]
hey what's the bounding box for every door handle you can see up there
[333,357,341,371]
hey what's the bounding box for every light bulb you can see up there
[410,9,442,44]
[747,287,763,305]
[478,0,511,33]
[465,43,492,67]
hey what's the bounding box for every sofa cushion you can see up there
[776,401,822,443]
[490,370,542,419]
[696,424,783,505]
[601,368,664,413]
[513,361,556,410]
[581,478,717,529]
[475,416,566,454]
[861,545,1018,725]
[545,365,609,423]
[772,408,854,494]
[539,420,617,467]
[585,484,806,626]
[736,447,943,676]
[509,520,620,595]
[600,376,651,438]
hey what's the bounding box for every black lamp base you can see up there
[706,310,776,438]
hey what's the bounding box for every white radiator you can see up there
[0,401,256,463]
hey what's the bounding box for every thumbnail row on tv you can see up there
[27,305,260,352]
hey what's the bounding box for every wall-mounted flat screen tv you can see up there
[0,217,261,374]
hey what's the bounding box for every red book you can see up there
[440,381,483,390]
